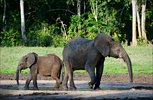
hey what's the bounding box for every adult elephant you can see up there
[61,33,133,90]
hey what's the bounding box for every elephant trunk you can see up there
[122,53,133,82]
[16,66,21,85]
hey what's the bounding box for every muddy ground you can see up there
[0,73,153,100]
[0,73,153,84]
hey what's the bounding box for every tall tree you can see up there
[141,0,147,40]
[3,0,6,29]
[132,0,137,46]
[20,0,26,40]
[77,0,81,17]
[136,4,142,38]
[77,0,81,33]
[90,0,98,22]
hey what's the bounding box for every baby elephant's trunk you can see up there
[16,66,21,85]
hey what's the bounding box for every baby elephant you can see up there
[16,52,63,90]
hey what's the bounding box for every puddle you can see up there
[0,85,55,91]
[0,86,129,91]
[0,85,153,91]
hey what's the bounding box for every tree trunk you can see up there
[83,0,86,13]
[20,0,26,40]
[132,0,137,46]
[141,0,147,40]
[77,0,81,33]
[90,0,98,22]
[3,0,6,29]
[136,5,142,38]
[77,0,81,17]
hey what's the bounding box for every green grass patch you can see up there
[0,47,63,73]
[0,46,152,74]
[103,46,152,74]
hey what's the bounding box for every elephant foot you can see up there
[54,85,61,90]
[94,87,101,90]
[58,86,68,91]
[24,86,29,90]
[54,87,59,90]
[88,83,93,89]
[33,87,39,90]
[70,87,77,91]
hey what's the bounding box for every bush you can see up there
[137,37,148,46]
[0,28,22,46]
[0,14,128,47]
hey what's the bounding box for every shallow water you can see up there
[0,85,152,91]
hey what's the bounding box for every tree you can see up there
[77,0,81,17]
[90,0,98,22]
[20,0,26,40]
[3,0,6,29]
[141,0,147,40]
[132,0,137,46]
[136,4,142,38]
[77,0,81,33]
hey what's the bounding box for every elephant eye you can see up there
[117,49,120,53]
[118,49,120,51]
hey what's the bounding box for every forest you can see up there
[0,0,153,47]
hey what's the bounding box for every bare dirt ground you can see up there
[0,73,153,100]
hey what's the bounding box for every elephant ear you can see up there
[31,52,38,57]
[94,33,114,57]
[25,53,37,68]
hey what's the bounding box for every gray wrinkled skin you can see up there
[61,33,133,91]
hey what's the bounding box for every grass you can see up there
[0,46,152,74]
[103,47,152,74]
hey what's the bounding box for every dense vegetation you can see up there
[0,0,153,47]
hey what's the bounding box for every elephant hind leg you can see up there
[61,68,69,90]
[31,69,38,90]
[68,64,77,91]
[51,68,61,89]
[61,61,76,91]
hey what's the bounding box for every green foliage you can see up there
[0,0,153,47]
[51,34,68,47]
[137,37,148,46]
[67,14,104,40]
[0,28,22,46]
[24,23,64,47]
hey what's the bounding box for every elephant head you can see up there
[16,52,38,85]
[94,33,133,82]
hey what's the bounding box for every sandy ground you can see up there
[0,73,153,99]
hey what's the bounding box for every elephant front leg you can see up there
[94,66,103,90]
[94,58,105,90]
[85,64,96,89]
[24,74,32,90]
